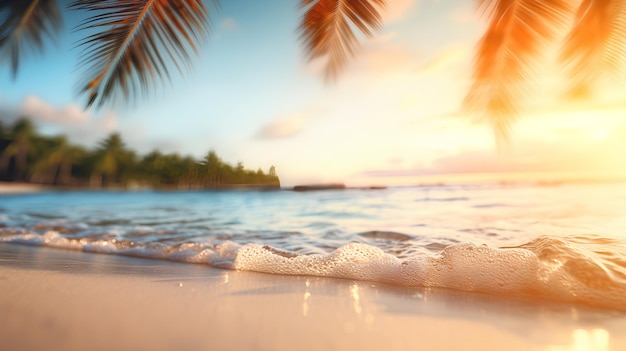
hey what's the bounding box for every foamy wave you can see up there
[233,240,626,310]
[2,231,625,310]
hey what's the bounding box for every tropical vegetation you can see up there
[1,0,624,140]
[0,118,280,189]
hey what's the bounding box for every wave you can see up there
[2,231,625,311]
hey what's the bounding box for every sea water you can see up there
[1,182,625,309]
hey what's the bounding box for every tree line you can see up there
[0,118,280,190]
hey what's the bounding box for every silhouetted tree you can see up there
[0,118,35,181]
[0,118,279,189]
[31,136,84,185]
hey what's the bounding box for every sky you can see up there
[1,0,625,187]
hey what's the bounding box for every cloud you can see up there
[382,0,418,23]
[361,151,513,177]
[361,122,626,179]
[417,44,469,75]
[220,17,240,32]
[301,32,416,79]
[360,43,417,76]
[361,149,567,178]
[21,95,91,125]
[304,33,472,86]
[1,95,118,146]
[256,113,312,140]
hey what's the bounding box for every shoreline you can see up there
[2,177,626,195]
[1,244,625,351]
[0,181,48,194]
[0,181,281,194]
[2,180,626,198]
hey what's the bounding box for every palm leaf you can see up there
[561,0,626,99]
[0,0,62,78]
[464,0,571,141]
[70,0,217,108]
[299,0,386,81]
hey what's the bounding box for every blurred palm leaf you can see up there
[0,0,63,78]
[299,0,386,81]
[464,0,571,141]
[70,0,216,108]
[561,0,626,99]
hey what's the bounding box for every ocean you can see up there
[1,182,625,310]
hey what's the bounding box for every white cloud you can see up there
[2,95,196,156]
[21,95,91,125]
[256,113,312,140]
[7,95,119,146]
[220,17,240,32]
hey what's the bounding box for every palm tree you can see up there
[202,150,222,186]
[178,156,200,188]
[139,150,166,184]
[561,0,626,98]
[2,1,625,139]
[90,132,131,187]
[0,118,35,181]
[140,151,187,186]
[31,136,84,185]
[465,0,626,140]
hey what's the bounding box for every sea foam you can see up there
[2,231,625,310]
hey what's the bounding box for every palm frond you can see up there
[464,0,571,141]
[561,0,626,99]
[0,0,62,78]
[299,0,386,81]
[70,0,217,108]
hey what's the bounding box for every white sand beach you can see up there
[1,244,624,351]
[0,182,46,194]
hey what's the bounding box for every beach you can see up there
[3,0,626,348]
[0,182,47,194]
[1,243,624,351]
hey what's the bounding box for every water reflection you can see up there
[351,283,362,315]
[302,280,311,317]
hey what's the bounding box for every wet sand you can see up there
[1,244,624,351]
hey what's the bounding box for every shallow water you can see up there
[1,182,625,309]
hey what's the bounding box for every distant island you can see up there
[290,184,387,191]
[0,118,280,190]
[292,183,346,191]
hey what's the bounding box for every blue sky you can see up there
[1,0,625,186]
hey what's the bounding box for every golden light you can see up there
[545,328,610,351]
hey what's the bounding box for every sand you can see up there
[1,244,624,351]
[0,182,47,194]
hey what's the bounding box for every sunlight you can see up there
[302,279,311,317]
[350,283,362,315]
[544,329,610,351]
[2,1,626,350]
